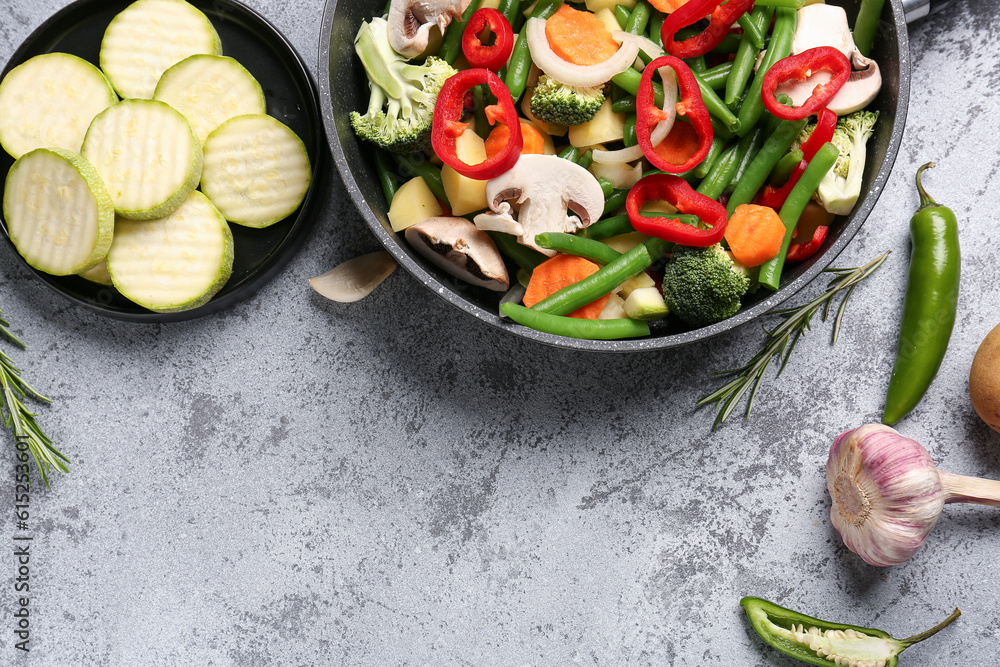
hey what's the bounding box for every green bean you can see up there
[374,149,400,207]
[736,13,765,50]
[504,0,563,102]
[725,119,806,215]
[693,70,740,132]
[531,238,671,315]
[754,0,806,7]
[576,149,594,170]
[727,124,769,194]
[612,68,663,108]
[696,143,740,200]
[382,0,391,16]
[624,114,638,148]
[558,145,579,161]
[605,188,629,212]
[497,0,521,24]
[473,86,490,140]
[758,142,839,291]
[853,0,885,57]
[712,117,734,141]
[581,214,633,240]
[486,231,547,270]
[598,178,615,199]
[395,154,449,206]
[615,4,631,29]
[726,7,773,107]
[688,55,707,73]
[438,0,482,64]
[648,11,665,46]
[700,62,733,92]
[694,135,727,179]
[612,97,636,114]
[502,303,651,339]
[768,148,804,186]
[711,33,742,54]
[736,7,796,137]
[535,232,623,265]
[626,1,652,35]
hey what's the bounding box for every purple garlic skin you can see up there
[826,424,945,567]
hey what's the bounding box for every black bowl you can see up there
[319,1,909,351]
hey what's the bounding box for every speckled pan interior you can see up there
[319,0,909,352]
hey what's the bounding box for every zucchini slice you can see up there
[201,114,312,228]
[153,54,266,145]
[0,53,117,159]
[3,148,115,276]
[100,0,222,100]
[81,99,203,221]
[78,260,113,286]
[107,191,234,313]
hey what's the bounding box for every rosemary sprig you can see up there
[699,251,891,429]
[0,307,68,486]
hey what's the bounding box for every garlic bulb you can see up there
[827,424,1000,567]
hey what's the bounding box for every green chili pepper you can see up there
[438,0,483,64]
[741,597,960,667]
[502,303,651,339]
[580,214,633,240]
[504,0,562,101]
[534,232,622,265]
[883,163,961,425]
[374,149,400,206]
[758,141,839,290]
[486,231,547,270]
[726,118,807,215]
[531,238,670,316]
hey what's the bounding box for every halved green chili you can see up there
[534,232,622,265]
[883,163,961,426]
[726,118,807,215]
[438,0,483,64]
[502,303,651,339]
[504,0,562,101]
[531,238,671,316]
[741,597,960,667]
[736,6,796,137]
[758,141,839,290]
[486,231,547,270]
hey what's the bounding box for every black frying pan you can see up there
[319,0,912,352]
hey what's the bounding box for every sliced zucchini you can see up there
[0,53,117,159]
[201,114,312,228]
[153,55,266,145]
[107,191,234,313]
[78,260,113,286]
[2,148,115,276]
[81,99,203,221]
[100,0,222,100]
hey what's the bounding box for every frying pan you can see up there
[319,0,912,352]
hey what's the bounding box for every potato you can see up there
[586,0,637,12]
[441,128,488,216]
[970,321,1000,433]
[593,8,623,35]
[569,98,626,148]
[388,176,443,232]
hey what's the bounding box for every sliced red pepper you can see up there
[431,68,522,181]
[661,0,756,59]
[626,173,727,247]
[637,56,713,174]
[786,224,828,262]
[462,8,514,72]
[761,47,852,121]
[755,107,837,209]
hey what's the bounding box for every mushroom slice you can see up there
[485,154,605,256]
[387,0,471,59]
[473,201,523,237]
[404,216,510,291]
[790,4,855,59]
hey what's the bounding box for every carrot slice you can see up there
[486,120,545,159]
[651,121,702,168]
[523,254,610,319]
[649,0,693,13]
[545,5,620,67]
[724,204,786,267]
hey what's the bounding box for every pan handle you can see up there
[901,0,952,22]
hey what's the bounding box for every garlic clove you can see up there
[827,424,945,567]
[308,251,397,303]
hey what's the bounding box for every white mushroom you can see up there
[773,3,883,115]
[387,0,472,58]
[404,216,510,291]
[475,154,605,256]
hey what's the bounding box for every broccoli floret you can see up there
[661,244,751,328]
[816,110,879,215]
[529,75,604,127]
[349,17,456,154]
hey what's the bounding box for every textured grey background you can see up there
[1,0,999,665]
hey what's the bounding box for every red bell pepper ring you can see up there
[637,56,713,174]
[755,107,837,209]
[761,47,852,121]
[626,173,727,247]
[462,8,514,72]
[662,0,756,59]
[431,68,522,181]
[786,224,828,262]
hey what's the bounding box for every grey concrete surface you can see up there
[1,0,999,665]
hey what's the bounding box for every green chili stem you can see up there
[900,609,962,646]
[915,161,939,209]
